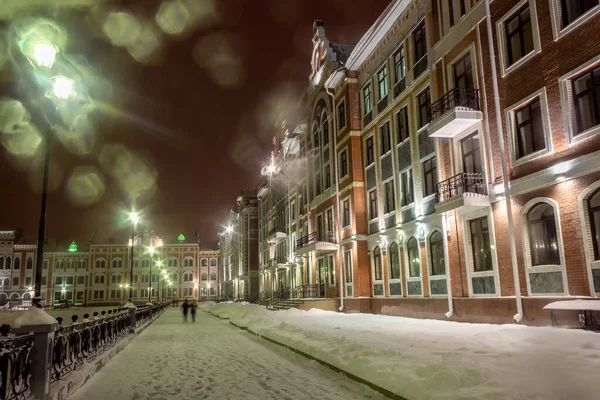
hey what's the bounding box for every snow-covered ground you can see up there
[209,303,600,400]
[69,308,385,400]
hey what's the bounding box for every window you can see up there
[95,259,105,268]
[449,0,455,26]
[417,90,431,129]
[93,290,104,300]
[142,259,150,268]
[368,190,378,220]
[55,276,63,286]
[12,277,19,287]
[589,189,600,260]
[168,258,178,267]
[112,259,122,268]
[322,114,329,146]
[184,258,194,267]
[111,289,122,299]
[94,274,105,284]
[366,137,374,165]
[25,277,32,286]
[183,272,193,282]
[77,276,85,285]
[400,169,414,206]
[210,258,217,267]
[397,107,410,143]
[453,52,474,90]
[560,0,597,29]
[413,22,427,64]
[407,237,421,277]
[26,257,33,269]
[184,288,193,296]
[389,243,401,280]
[41,276,47,286]
[43,260,49,269]
[210,273,216,281]
[325,164,331,189]
[430,231,445,276]
[470,217,493,272]
[14,258,20,270]
[66,276,74,285]
[572,65,600,135]
[422,157,437,197]
[514,97,546,159]
[373,247,382,281]
[200,287,207,297]
[171,273,177,282]
[344,250,353,284]
[316,172,322,195]
[111,274,122,284]
[377,67,388,101]
[363,85,373,115]
[394,46,406,83]
[201,273,208,281]
[527,203,560,266]
[384,180,396,214]
[337,101,346,131]
[505,5,534,67]
[380,122,391,154]
[339,149,348,179]
[342,198,351,228]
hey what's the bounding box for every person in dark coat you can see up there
[182,300,189,323]
[190,301,197,323]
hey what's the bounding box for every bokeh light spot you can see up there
[1,122,42,156]
[128,25,163,64]
[0,99,29,132]
[193,33,245,88]
[103,12,142,47]
[156,1,190,35]
[66,166,106,207]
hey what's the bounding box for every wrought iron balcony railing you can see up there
[268,226,286,236]
[296,231,336,250]
[436,172,487,204]
[429,88,480,122]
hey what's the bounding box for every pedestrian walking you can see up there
[190,301,197,323]
[182,300,189,323]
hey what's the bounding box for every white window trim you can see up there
[391,40,407,87]
[404,236,424,297]
[341,195,352,229]
[379,118,393,157]
[442,0,478,35]
[549,0,600,41]
[382,177,397,217]
[361,82,373,117]
[336,98,347,132]
[387,241,403,298]
[394,99,412,147]
[344,249,354,298]
[426,228,448,297]
[446,43,479,92]
[505,87,553,167]
[496,0,542,77]
[371,248,385,297]
[520,197,569,296]
[367,188,379,223]
[338,147,350,183]
[463,208,501,297]
[413,82,431,133]
[578,180,600,296]
[420,154,437,201]
[325,206,335,232]
[376,64,390,103]
[559,54,600,145]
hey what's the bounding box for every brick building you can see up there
[0,229,220,307]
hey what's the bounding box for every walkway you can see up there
[70,308,385,400]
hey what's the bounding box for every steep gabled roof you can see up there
[330,42,356,66]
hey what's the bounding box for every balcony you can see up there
[295,231,337,256]
[429,88,483,138]
[435,172,490,214]
[268,254,289,268]
[266,226,287,244]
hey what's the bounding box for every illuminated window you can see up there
[389,243,401,280]
[527,203,560,266]
[377,67,388,101]
[380,121,391,154]
[384,180,396,214]
[469,217,493,272]
[407,237,421,277]
[201,273,208,281]
[363,85,373,115]
[373,247,382,281]
[429,231,445,276]
[210,273,216,281]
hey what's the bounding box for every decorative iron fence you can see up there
[296,231,336,250]
[436,172,487,203]
[0,329,33,400]
[258,284,339,309]
[429,88,480,122]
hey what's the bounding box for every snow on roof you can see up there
[543,300,600,311]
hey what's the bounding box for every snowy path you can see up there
[70,309,385,400]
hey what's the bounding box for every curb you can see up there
[209,311,409,400]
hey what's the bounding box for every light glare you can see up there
[53,76,74,99]
[34,43,57,68]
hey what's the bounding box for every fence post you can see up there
[12,318,58,400]
[124,303,137,333]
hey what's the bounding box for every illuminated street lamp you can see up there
[128,212,139,302]
[33,43,57,68]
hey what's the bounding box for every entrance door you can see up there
[318,257,326,297]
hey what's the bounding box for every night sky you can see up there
[0,0,391,248]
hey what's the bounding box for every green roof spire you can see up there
[68,241,78,252]
[177,234,185,243]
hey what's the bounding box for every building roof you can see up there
[330,42,356,66]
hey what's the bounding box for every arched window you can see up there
[142,259,150,268]
[111,274,122,284]
[10,293,19,301]
[588,189,600,260]
[527,203,560,266]
[26,257,33,270]
[95,259,106,268]
[112,259,122,268]
[184,272,193,282]
[429,231,445,276]
[201,259,208,267]
[388,243,400,280]
[14,258,20,270]
[373,247,382,281]
[210,258,217,267]
[201,273,208,281]
[168,258,178,267]
[170,273,178,283]
[0,257,4,270]
[152,273,158,283]
[407,237,421,277]
[141,274,149,283]
[183,258,193,267]
[321,112,330,146]
[94,274,105,284]
[5,257,10,270]
[210,272,216,281]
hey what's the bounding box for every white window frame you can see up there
[376,64,389,103]
[344,249,354,298]
[341,195,352,229]
[463,208,501,297]
[371,247,385,297]
[394,99,412,146]
[559,54,600,145]
[387,241,403,297]
[446,44,479,92]
[549,0,600,41]
[505,87,553,167]
[379,117,393,157]
[382,177,397,217]
[95,258,106,269]
[520,197,569,296]
[420,154,437,201]
[426,228,448,297]
[496,0,542,76]
[413,83,431,133]
[404,236,424,297]
[362,82,374,117]
[578,179,600,296]
[367,188,379,223]
[336,98,347,132]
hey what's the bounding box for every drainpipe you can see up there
[326,69,346,312]
[442,214,453,318]
[484,0,523,323]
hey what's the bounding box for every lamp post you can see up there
[156,261,163,303]
[147,246,155,303]
[128,212,139,302]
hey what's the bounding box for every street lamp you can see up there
[128,212,139,302]
[156,260,163,303]
[33,43,57,68]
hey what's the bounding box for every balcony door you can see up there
[317,215,324,235]
[453,52,474,90]
[460,133,484,195]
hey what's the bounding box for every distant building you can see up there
[0,229,219,306]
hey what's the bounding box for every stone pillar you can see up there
[128,307,136,332]
[13,321,58,400]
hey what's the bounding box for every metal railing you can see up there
[0,330,34,400]
[296,231,336,250]
[267,226,286,236]
[436,172,487,203]
[258,284,339,310]
[429,87,480,122]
